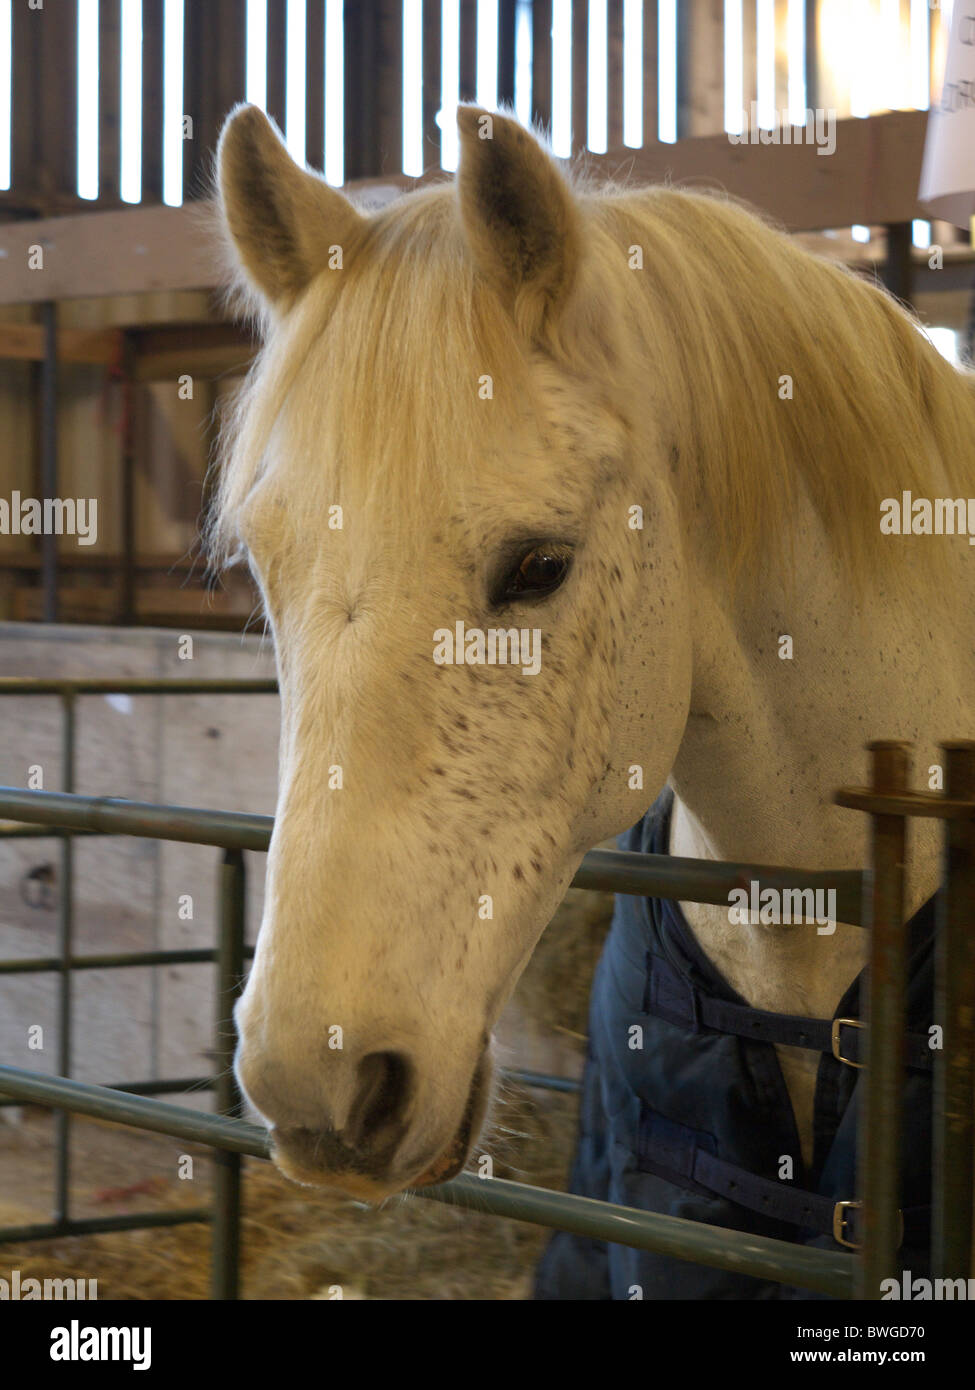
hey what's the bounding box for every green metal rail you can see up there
[0,676,972,1299]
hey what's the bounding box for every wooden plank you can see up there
[142,0,166,201]
[459,0,476,103]
[742,0,757,132]
[0,111,939,303]
[642,0,658,146]
[607,0,623,151]
[185,0,246,201]
[306,0,326,170]
[266,0,288,134]
[99,0,122,203]
[375,0,403,175]
[0,324,121,366]
[343,1,379,178]
[39,0,80,201]
[532,0,553,131]
[10,0,41,199]
[130,323,256,380]
[498,0,517,110]
[421,0,443,170]
[572,0,589,154]
[680,0,725,137]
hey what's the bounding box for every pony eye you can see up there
[500,543,573,602]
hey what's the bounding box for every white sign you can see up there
[919,5,975,226]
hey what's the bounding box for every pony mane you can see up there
[209,156,975,607]
[591,185,975,599]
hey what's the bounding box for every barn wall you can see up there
[0,623,278,1103]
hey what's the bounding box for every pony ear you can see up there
[217,104,364,315]
[456,106,580,332]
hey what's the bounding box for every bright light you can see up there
[403,0,423,175]
[246,0,267,109]
[440,0,460,170]
[285,0,306,162]
[658,0,677,142]
[120,0,143,203]
[162,0,184,205]
[909,0,929,111]
[757,0,775,128]
[622,0,642,147]
[0,0,11,191]
[850,0,871,117]
[514,0,532,126]
[927,327,959,365]
[477,0,498,109]
[324,0,343,184]
[551,0,570,155]
[724,0,743,135]
[588,0,607,152]
[77,0,100,199]
[912,219,931,249]
[788,0,805,124]
[851,224,870,242]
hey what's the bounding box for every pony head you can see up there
[214,104,692,1198]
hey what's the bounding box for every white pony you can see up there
[213,103,975,1202]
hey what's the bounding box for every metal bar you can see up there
[856,741,911,1300]
[53,691,75,1226]
[0,1209,211,1244]
[0,1065,853,1296]
[0,1075,212,1109]
[0,787,865,917]
[40,301,58,623]
[211,851,246,1301]
[503,1069,580,1094]
[933,742,975,1279]
[0,947,254,975]
[0,679,277,695]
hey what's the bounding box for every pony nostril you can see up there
[345,1051,413,1151]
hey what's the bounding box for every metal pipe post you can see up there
[856,741,911,1299]
[211,850,247,1300]
[933,742,975,1278]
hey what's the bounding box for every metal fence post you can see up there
[857,740,911,1299]
[211,849,247,1300]
[933,742,975,1279]
[54,690,75,1228]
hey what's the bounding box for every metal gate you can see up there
[1,677,973,1299]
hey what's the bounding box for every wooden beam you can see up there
[99,0,122,204]
[642,0,659,146]
[266,0,288,136]
[0,324,121,366]
[0,111,937,304]
[459,0,476,103]
[343,1,379,179]
[572,0,589,155]
[608,0,624,153]
[142,0,165,202]
[306,0,326,170]
[421,0,443,172]
[531,0,553,132]
[128,322,257,380]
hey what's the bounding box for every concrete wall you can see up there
[0,623,278,1102]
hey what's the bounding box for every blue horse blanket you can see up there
[535,789,935,1300]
